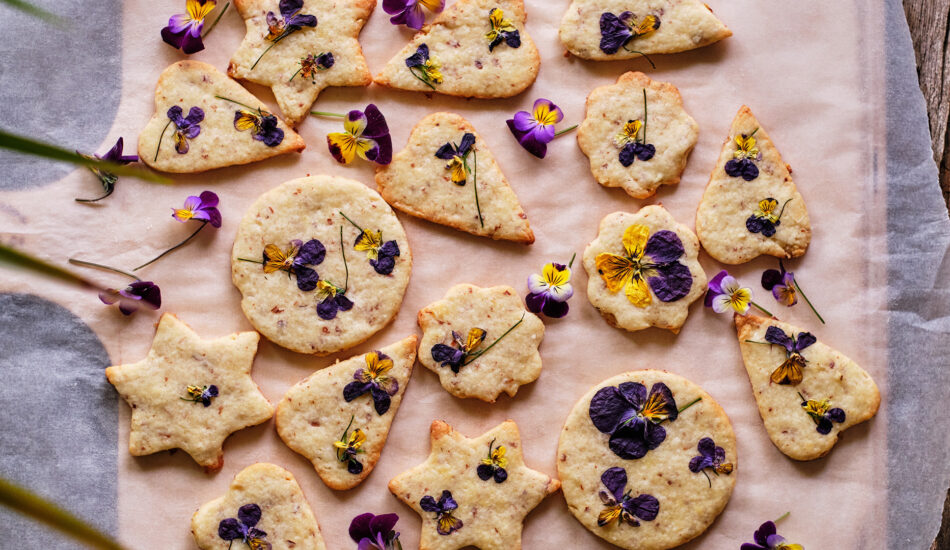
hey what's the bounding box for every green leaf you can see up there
[0,0,64,24]
[0,477,126,549]
[0,129,171,185]
[0,243,96,290]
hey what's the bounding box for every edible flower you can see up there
[430,314,524,374]
[419,490,462,536]
[383,0,444,30]
[476,438,508,483]
[798,393,845,435]
[69,259,162,316]
[290,52,334,83]
[316,227,354,319]
[133,191,221,272]
[161,0,217,54]
[688,437,733,487]
[405,43,443,89]
[761,261,824,323]
[435,133,476,185]
[741,520,803,550]
[525,255,574,318]
[763,326,816,385]
[320,104,393,165]
[348,512,402,550]
[615,90,656,166]
[589,381,680,459]
[234,109,284,147]
[705,270,773,317]
[746,198,790,237]
[506,98,577,159]
[76,137,139,203]
[486,8,520,51]
[597,467,659,528]
[162,106,204,157]
[599,11,659,63]
[725,130,761,181]
[343,351,399,415]
[334,415,366,474]
[341,211,401,275]
[182,384,218,407]
[218,503,272,550]
[595,224,693,308]
[237,238,324,291]
[251,0,317,69]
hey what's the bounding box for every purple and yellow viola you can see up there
[688,437,733,487]
[764,326,816,385]
[334,415,366,474]
[290,52,334,83]
[161,0,218,54]
[506,98,575,159]
[799,393,845,435]
[486,8,520,51]
[525,258,574,319]
[76,137,139,202]
[589,381,679,460]
[761,262,825,323]
[349,512,402,550]
[599,11,659,56]
[98,281,162,316]
[420,490,462,536]
[323,104,393,166]
[405,44,443,90]
[595,224,692,308]
[741,520,804,550]
[476,439,508,483]
[725,130,761,181]
[165,106,204,156]
[182,384,219,407]
[343,351,399,415]
[597,467,659,528]
[218,503,272,550]
[383,0,444,30]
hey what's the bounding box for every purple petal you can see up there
[541,297,569,318]
[477,463,494,481]
[348,459,364,474]
[379,240,400,257]
[765,534,788,548]
[280,0,304,19]
[185,107,205,125]
[294,266,319,291]
[435,141,457,159]
[369,513,399,538]
[637,143,656,161]
[589,386,629,433]
[218,518,244,540]
[616,381,647,410]
[349,513,374,542]
[457,133,476,155]
[628,494,659,521]
[764,326,795,352]
[362,104,390,139]
[599,12,633,54]
[160,27,187,51]
[753,521,777,546]
[827,407,846,423]
[166,106,184,125]
[688,455,707,473]
[761,268,784,290]
[524,292,546,314]
[370,255,395,275]
[506,119,547,158]
[198,190,219,208]
[179,28,205,54]
[370,386,392,415]
[608,426,649,460]
[644,230,685,263]
[816,417,833,435]
[419,495,439,512]
[317,298,339,319]
[336,294,354,311]
[619,143,638,167]
[287,13,317,27]
[793,332,817,352]
[127,281,161,310]
[238,504,262,527]
[438,490,457,511]
[648,261,693,303]
[295,239,326,266]
[600,467,627,501]
[697,437,716,458]
[511,110,538,133]
[343,381,370,402]
[402,4,426,29]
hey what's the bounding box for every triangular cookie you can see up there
[375,112,534,243]
[559,0,731,60]
[374,0,540,98]
[275,336,417,490]
[227,0,375,125]
[139,61,304,173]
[735,314,880,461]
[696,106,811,264]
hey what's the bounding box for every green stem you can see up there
[793,280,825,325]
[288,67,303,82]
[237,257,263,265]
[310,110,345,118]
[214,95,258,112]
[743,339,771,345]
[677,396,702,413]
[68,259,140,281]
[340,225,349,293]
[750,301,774,318]
[554,124,578,138]
[250,30,294,70]
[202,1,229,38]
[463,313,525,366]
[409,66,437,90]
[641,88,648,143]
[774,511,790,523]
[473,148,483,228]
[701,469,711,488]
[776,197,793,221]
[748,128,759,138]
[620,45,656,69]
[75,188,114,203]
[154,119,172,162]
[567,252,577,270]
[339,211,365,233]
[134,222,208,271]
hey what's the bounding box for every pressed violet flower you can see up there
[599,11,659,61]
[506,98,576,159]
[383,0,444,30]
[343,351,399,415]
[251,0,317,69]
[525,255,574,319]
[316,226,354,319]
[595,224,693,308]
[218,503,272,550]
[76,137,139,203]
[134,191,222,272]
[157,105,204,159]
[419,490,462,536]
[161,0,217,54]
[486,8,520,51]
[597,467,659,528]
[181,384,219,407]
[334,415,366,474]
[615,90,656,167]
[476,438,508,483]
[405,43,443,90]
[688,437,733,487]
[435,133,475,185]
[761,262,824,323]
[340,211,401,275]
[348,512,402,550]
[290,52,334,83]
[746,198,792,238]
[705,270,773,317]
[741,520,803,550]
[70,258,162,316]
[763,326,816,385]
[234,109,284,147]
[430,314,523,374]
[725,130,761,181]
[320,104,393,165]
[238,238,324,291]
[799,393,846,435]
[589,382,679,460]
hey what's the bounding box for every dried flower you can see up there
[476,438,508,483]
[348,512,402,550]
[181,384,219,406]
[334,415,366,474]
[764,326,816,385]
[343,351,399,415]
[615,90,656,166]
[705,270,774,317]
[435,132,475,185]
[218,503,272,550]
[419,490,462,536]
[597,467,659,527]
[486,8,520,51]
[589,382,679,460]
[506,98,576,159]
[761,261,824,323]
[599,11,659,57]
[341,211,401,275]
[594,224,693,308]
[525,256,574,319]
[430,314,524,374]
[234,109,284,147]
[405,44,443,90]
[383,0,444,30]
[725,130,761,181]
[99,281,162,316]
[133,191,222,272]
[290,52,334,83]
[76,137,139,203]
[324,104,393,165]
[161,0,217,54]
[688,437,733,487]
[798,393,845,435]
[741,520,803,550]
[162,106,204,157]
[251,0,317,69]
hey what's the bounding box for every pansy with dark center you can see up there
[476,438,508,483]
[526,257,574,318]
[316,227,354,319]
[99,281,162,316]
[182,384,219,407]
[341,211,400,275]
[599,11,659,55]
[162,105,204,157]
[589,381,679,459]
[419,490,463,536]
[746,198,792,237]
[161,0,217,54]
[741,520,804,550]
[252,0,317,69]
[239,238,324,291]
[435,133,476,186]
[76,137,139,203]
[234,108,284,147]
[383,0,444,30]
[725,130,761,181]
[334,415,366,474]
[507,98,571,159]
[343,351,399,415]
[614,89,656,167]
[764,326,816,385]
[596,467,659,528]
[705,270,771,316]
[799,393,845,435]
[486,8,520,51]
[688,437,733,487]
[405,44,443,90]
[173,190,222,228]
[326,104,393,166]
[595,224,693,309]
[290,52,334,83]
[348,512,403,550]
[761,261,825,323]
[218,503,272,550]
[431,328,486,373]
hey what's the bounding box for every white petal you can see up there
[711,294,732,314]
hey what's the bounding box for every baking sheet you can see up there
[0,0,947,548]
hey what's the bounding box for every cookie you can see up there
[138,60,305,173]
[583,206,707,333]
[104,313,273,471]
[577,71,699,199]
[231,175,412,355]
[417,283,544,402]
[191,462,327,550]
[696,106,811,264]
[558,370,737,550]
[227,0,375,126]
[559,0,731,60]
[376,112,534,243]
[275,335,417,490]
[735,314,880,461]
[374,0,540,98]
[388,420,560,550]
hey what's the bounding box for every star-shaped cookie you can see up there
[389,420,560,550]
[228,0,375,125]
[105,313,273,471]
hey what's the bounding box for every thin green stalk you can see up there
[75,188,113,203]
[409,67,437,90]
[620,45,656,69]
[473,148,483,227]
[554,124,578,138]
[134,222,208,271]
[288,67,303,82]
[202,1,229,38]
[750,301,774,318]
[463,313,525,366]
[677,396,702,413]
[340,225,349,292]
[310,110,345,118]
[250,30,294,70]
[743,339,771,345]
[339,211,365,233]
[774,511,790,523]
[793,280,825,325]
[0,0,64,24]
[68,259,140,281]
[154,120,172,162]
[641,88,648,143]
[567,252,577,270]
[237,257,263,264]
[214,95,258,112]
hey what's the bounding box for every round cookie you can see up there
[558,370,737,550]
[231,175,412,355]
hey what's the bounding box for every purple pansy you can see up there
[266,0,317,40]
[161,0,217,54]
[183,384,219,407]
[435,132,476,185]
[507,99,563,159]
[383,0,444,30]
[167,106,204,155]
[77,137,139,202]
[762,262,797,306]
[688,437,733,486]
[476,439,508,484]
[741,520,804,550]
[599,11,660,55]
[526,261,574,318]
[420,490,463,536]
[800,395,846,435]
[343,351,399,416]
[589,382,678,460]
[614,104,655,167]
[349,512,402,550]
[597,467,659,527]
[259,239,325,292]
[327,104,393,166]
[764,326,816,385]
[316,280,354,320]
[234,109,285,147]
[172,190,222,228]
[486,8,521,51]
[725,132,761,181]
[218,503,271,549]
[99,281,162,316]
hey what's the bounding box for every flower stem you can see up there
[463,313,525,366]
[743,339,770,345]
[340,225,349,293]
[154,119,172,162]
[554,124,578,138]
[473,148,483,228]
[250,30,294,70]
[621,46,656,69]
[288,67,302,83]
[214,95,258,112]
[202,1,229,38]
[134,222,208,271]
[793,280,825,324]
[774,511,790,523]
[678,396,702,413]
[310,110,345,118]
[568,252,577,270]
[338,211,365,233]
[237,257,263,264]
[75,188,114,203]
[409,66,437,90]
[68,259,140,281]
[750,301,774,318]
[702,469,712,488]
[642,88,648,143]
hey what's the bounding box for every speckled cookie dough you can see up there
[138,61,304,173]
[376,112,534,243]
[417,284,544,402]
[558,370,737,550]
[559,0,731,60]
[227,0,375,126]
[735,314,880,461]
[104,313,273,471]
[374,0,540,98]
[583,205,707,334]
[275,336,417,490]
[191,463,327,550]
[577,71,699,199]
[231,175,412,355]
[696,105,811,264]
[389,420,560,550]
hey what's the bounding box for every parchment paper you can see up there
[0,1,947,548]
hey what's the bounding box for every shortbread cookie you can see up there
[275,336,417,490]
[735,314,880,461]
[577,71,698,199]
[696,106,811,264]
[389,420,560,550]
[376,112,534,243]
[138,61,304,173]
[559,0,731,60]
[192,463,327,550]
[418,284,544,402]
[558,370,736,550]
[231,175,412,355]
[374,0,540,98]
[228,0,375,125]
[583,206,707,333]
[105,313,273,471]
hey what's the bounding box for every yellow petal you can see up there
[350,428,366,448]
[187,0,216,21]
[770,358,803,385]
[622,224,650,259]
[625,276,652,308]
[355,230,383,253]
[327,132,358,164]
[262,244,286,273]
[466,327,487,351]
[234,111,259,132]
[449,158,468,184]
[598,506,621,526]
[354,137,378,161]
[542,263,570,287]
[595,253,635,293]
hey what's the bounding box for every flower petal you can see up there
[348,513,374,542]
[624,276,652,308]
[600,466,628,501]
